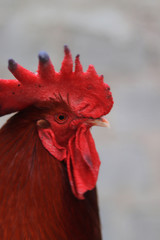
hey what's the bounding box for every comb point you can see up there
[87,65,97,76]
[75,54,83,73]
[61,46,73,74]
[64,45,70,55]
[100,74,104,81]
[8,59,17,71]
[38,51,50,63]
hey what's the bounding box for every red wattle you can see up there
[67,124,101,199]
[37,124,101,199]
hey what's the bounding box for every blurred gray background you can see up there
[0,0,160,239]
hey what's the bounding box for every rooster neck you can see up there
[0,111,102,240]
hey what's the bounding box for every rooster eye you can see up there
[55,113,68,124]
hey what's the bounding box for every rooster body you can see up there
[0,47,113,239]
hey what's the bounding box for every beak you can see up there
[88,117,110,128]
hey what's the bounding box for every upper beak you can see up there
[88,117,110,128]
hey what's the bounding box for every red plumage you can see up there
[0,46,113,239]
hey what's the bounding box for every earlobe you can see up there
[37,123,67,161]
[37,119,50,129]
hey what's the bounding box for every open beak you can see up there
[88,117,110,128]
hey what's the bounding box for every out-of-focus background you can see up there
[0,0,160,239]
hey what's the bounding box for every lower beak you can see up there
[88,117,110,128]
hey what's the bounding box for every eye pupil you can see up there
[55,113,68,124]
[59,115,65,120]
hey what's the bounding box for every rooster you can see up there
[0,46,113,240]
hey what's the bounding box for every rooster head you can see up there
[0,46,113,199]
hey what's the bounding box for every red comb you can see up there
[0,46,113,118]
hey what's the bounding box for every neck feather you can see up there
[0,110,101,240]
